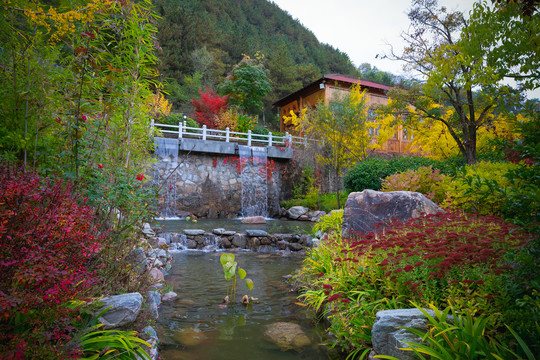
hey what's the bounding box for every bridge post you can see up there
[226,127,230,142]
[247,130,252,146]
[269,132,273,146]
[202,125,207,140]
[304,134,307,146]
[178,122,182,139]
[150,119,154,135]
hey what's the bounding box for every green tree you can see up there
[218,54,271,113]
[386,0,534,164]
[465,1,539,91]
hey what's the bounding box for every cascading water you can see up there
[154,137,179,218]
[239,145,268,218]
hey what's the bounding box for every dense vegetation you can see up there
[153,0,409,127]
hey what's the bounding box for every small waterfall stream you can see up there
[239,145,268,218]
[154,137,180,218]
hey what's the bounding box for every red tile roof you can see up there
[324,74,392,91]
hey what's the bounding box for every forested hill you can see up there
[154,0,360,115]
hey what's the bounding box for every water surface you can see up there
[156,252,330,360]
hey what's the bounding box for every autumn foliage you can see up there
[191,88,228,128]
[0,163,105,358]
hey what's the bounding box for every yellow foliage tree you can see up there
[284,84,373,208]
[402,100,526,160]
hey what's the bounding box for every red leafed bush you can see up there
[191,88,228,128]
[0,163,105,357]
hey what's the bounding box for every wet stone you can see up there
[184,229,205,236]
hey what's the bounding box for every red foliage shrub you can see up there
[191,88,228,128]
[0,163,105,358]
[345,211,531,307]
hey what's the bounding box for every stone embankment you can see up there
[163,228,314,253]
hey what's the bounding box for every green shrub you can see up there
[344,156,444,192]
[440,161,521,215]
[382,165,450,204]
[296,211,535,358]
[378,304,535,360]
[313,210,343,236]
[281,190,348,213]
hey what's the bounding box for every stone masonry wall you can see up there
[153,152,287,218]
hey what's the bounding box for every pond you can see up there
[155,218,314,235]
[156,251,332,360]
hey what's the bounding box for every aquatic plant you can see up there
[220,253,254,303]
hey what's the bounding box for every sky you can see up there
[270,0,539,99]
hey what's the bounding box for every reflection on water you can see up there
[155,219,314,235]
[156,252,331,360]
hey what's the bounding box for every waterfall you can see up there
[154,137,179,218]
[239,145,268,218]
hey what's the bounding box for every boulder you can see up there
[246,229,268,237]
[98,293,143,329]
[264,322,311,351]
[148,249,168,263]
[232,234,247,248]
[241,216,267,224]
[142,223,156,237]
[222,230,236,236]
[288,243,303,251]
[311,210,326,222]
[162,291,178,301]
[213,228,226,235]
[257,245,273,253]
[372,308,443,360]
[286,206,309,220]
[149,268,164,282]
[146,290,161,319]
[342,190,444,238]
[298,214,310,221]
[128,247,147,275]
[140,326,159,360]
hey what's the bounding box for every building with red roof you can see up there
[273,74,414,154]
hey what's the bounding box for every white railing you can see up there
[151,121,309,147]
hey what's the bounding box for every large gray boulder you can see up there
[286,206,309,220]
[342,190,444,238]
[98,293,143,329]
[372,308,441,360]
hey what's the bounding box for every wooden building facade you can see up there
[273,74,413,155]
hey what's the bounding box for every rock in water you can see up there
[241,216,267,224]
[286,206,309,220]
[264,322,311,351]
[174,327,207,347]
[342,190,444,238]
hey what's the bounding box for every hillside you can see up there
[153,0,360,124]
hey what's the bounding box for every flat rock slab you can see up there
[222,230,236,236]
[246,230,268,237]
[213,228,226,235]
[342,190,444,238]
[184,229,205,236]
